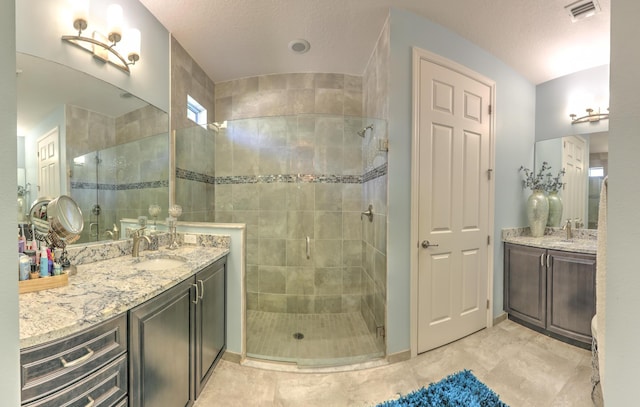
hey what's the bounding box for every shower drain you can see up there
[292,332,304,340]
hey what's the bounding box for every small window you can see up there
[589,167,604,177]
[187,95,207,128]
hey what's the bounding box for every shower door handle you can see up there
[306,236,310,259]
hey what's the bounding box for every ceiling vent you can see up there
[565,0,601,22]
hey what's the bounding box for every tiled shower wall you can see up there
[361,19,390,336]
[213,73,370,315]
[66,105,169,243]
[171,36,216,221]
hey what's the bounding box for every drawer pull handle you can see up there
[60,347,94,368]
[192,283,199,304]
[198,279,205,300]
[85,396,95,407]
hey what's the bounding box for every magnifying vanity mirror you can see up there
[534,131,608,229]
[28,195,84,268]
[17,53,170,245]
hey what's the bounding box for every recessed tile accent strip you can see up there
[176,168,216,184]
[175,164,387,186]
[362,163,388,183]
[71,180,169,190]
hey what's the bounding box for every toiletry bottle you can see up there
[39,249,49,277]
[47,249,53,275]
[19,254,30,281]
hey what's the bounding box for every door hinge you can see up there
[487,235,491,245]
[486,299,490,309]
[487,169,493,180]
[488,104,492,115]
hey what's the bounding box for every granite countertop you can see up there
[19,245,229,349]
[502,227,597,254]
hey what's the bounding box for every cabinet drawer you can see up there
[21,314,127,404]
[23,354,127,407]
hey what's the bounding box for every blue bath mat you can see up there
[376,369,508,407]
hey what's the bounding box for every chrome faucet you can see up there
[562,219,572,240]
[132,227,152,257]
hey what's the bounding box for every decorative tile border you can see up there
[176,164,387,186]
[176,168,216,184]
[363,163,387,183]
[71,180,169,190]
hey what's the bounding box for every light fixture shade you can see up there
[70,0,89,31]
[126,28,141,62]
[107,4,123,43]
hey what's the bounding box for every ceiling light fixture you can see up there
[288,39,310,54]
[62,0,141,74]
[570,107,609,124]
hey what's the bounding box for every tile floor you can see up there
[246,310,384,366]
[195,319,594,406]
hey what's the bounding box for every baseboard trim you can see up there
[493,312,508,326]
[386,349,411,364]
[222,351,242,364]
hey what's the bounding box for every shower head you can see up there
[207,121,227,132]
[357,124,374,138]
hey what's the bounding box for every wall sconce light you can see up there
[62,1,141,74]
[569,107,609,124]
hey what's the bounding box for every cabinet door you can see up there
[546,250,596,344]
[504,243,547,328]
[194,258,226,398]
[129,278,195,407]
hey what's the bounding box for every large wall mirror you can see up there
[17,53,169,245]
[535,131,608,229]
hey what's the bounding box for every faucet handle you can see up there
[133,226,146,237]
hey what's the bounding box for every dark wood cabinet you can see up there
[546,250,597,343]
[129,256,227,407]
[504,243,596,347]
[194,258,227,398]
[20,314,128,406]
[129,277,194,407]
[504,244,547,328]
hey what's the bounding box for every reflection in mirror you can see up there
[535,131,608,229]
[17,53,169,245]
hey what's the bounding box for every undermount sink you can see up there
[133,256,187,271]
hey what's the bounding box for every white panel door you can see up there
[416,56,492,353]
[562,135,587,226]
[37,127,61,198]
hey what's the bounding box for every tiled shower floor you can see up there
[246,310,385,366]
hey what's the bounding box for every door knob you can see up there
[421,240,439,249]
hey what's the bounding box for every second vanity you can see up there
[19,240,229,407]
[503,228,596,349]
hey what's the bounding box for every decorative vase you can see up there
[526,189,549,237]
[547,191,563,227]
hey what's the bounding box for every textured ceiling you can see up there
[139,0,610,85]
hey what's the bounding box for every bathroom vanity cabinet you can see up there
[504,243,596,347]
[20,314,128,406]
[129,256,227,407]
